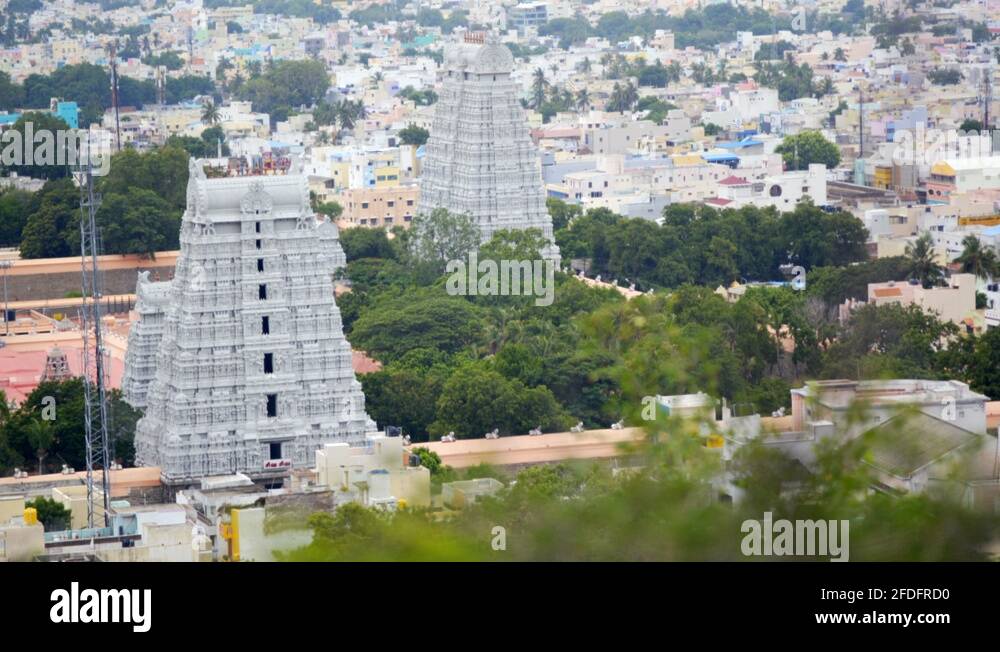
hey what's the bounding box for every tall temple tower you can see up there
[133,160,375,486]
[419,32,560,263]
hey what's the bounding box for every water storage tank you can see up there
[23,507,37,525]
[368,469,392,502]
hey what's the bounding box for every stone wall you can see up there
[6,263,174,302]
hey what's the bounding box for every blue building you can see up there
[0,100,80,130]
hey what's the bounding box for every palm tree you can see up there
[575,88,591,111]
[337,100,356,131]
[558,87,573,107]
[905,233,945,288]
[608,82,624,112]
[621,81,638,111]
[531,68,548,109]
[955,235,999,280]
[26,419,54,475]
[371,71,384,88]
[335,100,366,139]
[201,100,221,125]
[352,99,367,121]
[667,62,682,83]
[577,57,592,74]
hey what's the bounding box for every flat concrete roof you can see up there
[0,466,161,498]
[414,427,646,469]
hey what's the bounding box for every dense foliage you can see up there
[0,379,139,477]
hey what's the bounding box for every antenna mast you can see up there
[76,156,113,529]
[107,40,122,152]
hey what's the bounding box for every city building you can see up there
[340,185,419,228]
[866,273,977,328]
[717,379,996,504]
[506,2,549,33]
[315,433,430,509]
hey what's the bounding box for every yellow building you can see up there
[53,485,105,530]
[372,164,401,188]
[873,165,893,189]
[0,494,25,524]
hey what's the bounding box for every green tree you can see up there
[0,186,32,247]
[954,235,998,280]
[348,289,486,363]
[904,233,944,288]
[19,178,80,258]
[26,496,70,531]
[200,99,221,125]
[340,227,394,262]
[0,112,72,180]
[86,188,180,258]
[775,130,841,170]
[530,68,548,109]
[398,123,429,146]
[429,364,568,438]
[407,208,481,278]
[25,418,54,474]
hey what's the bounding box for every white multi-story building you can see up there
[419,33,559,262]
[132,159,374,486]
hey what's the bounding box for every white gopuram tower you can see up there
[419,32,560,264]
[122,271,171,410]
[134,160,375,485]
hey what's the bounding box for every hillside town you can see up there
[0,0,998,571]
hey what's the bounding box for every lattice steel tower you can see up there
[77,163,112,529]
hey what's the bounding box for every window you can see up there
[266,394,277,418]
[255,221,261,233]
[259,284,267,300]
[261,316,270,334]
[269,442,281,459]
[255,239,262,250]
[264,353,273,374]
[257,258,264,272]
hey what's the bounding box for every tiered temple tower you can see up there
[419,32,560,263]
[133,160,374,485]
[40,346,71,382]
[121,271,171,409]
